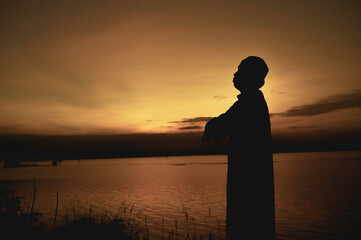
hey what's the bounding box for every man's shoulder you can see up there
[228,100,242,111]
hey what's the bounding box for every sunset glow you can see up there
[0,0,360,137]
[1,2,361,239]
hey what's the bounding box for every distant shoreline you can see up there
[1,147,361,167]
[1,132,360,164]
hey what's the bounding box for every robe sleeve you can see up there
[202,101,239,143]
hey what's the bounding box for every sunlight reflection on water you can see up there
[1,151,361,239]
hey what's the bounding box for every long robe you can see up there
[203,90,275,239]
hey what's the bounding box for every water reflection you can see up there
[1,152,361,239]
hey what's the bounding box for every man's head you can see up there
[233,56,268,92]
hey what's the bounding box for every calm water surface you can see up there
[1,151,361,239]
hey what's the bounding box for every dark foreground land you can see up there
[0,187,137,240]
[1,186,220,240]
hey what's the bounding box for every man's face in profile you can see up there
[233,64,250,91]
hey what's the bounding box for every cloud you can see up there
[213,95,227,100]
[179,125,202,130]
[169,117,213,124]
[277,90,361,117]
[169,117,213,131]
[270,89,285,95]
[170,90,361,133]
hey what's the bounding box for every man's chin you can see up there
[233,83,241,91]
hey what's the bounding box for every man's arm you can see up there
[202,101,239,143]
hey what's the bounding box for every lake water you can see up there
[1,151,361,239]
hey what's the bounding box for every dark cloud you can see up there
[213,95,227,100]
[169,117,213,124]
[170,117,212,131]
[179,125,202,130]
[277,90,361,117]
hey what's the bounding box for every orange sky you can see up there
[0,0,360,137]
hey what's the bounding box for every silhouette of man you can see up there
[202,56,275,239]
